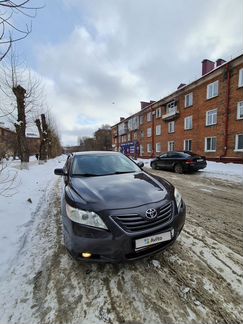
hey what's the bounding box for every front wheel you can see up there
[174,163,183,174]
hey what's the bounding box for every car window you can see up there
[160,153,168,158]
[71,154,141,176]
[185,152,200,157]
[168,152,185,158]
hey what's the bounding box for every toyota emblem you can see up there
[145,208,157,220]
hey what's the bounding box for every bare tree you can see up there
[46,111,62,158]
[0,0,42,61]
[0,51,43,165]
[35,109,62,161]
[0,160,18,196]
[78,136,96,151]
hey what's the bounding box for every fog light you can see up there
[82,252,92,258]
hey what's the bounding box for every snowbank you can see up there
[0,156,66,278]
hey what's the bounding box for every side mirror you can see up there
[137,161,144,168]
[54,168,67,176]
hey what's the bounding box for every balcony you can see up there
[162,107,179,121]
[118,126,128,135]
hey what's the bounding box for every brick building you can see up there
[0,125,40,158]
[111,54,243,163]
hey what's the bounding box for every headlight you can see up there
[66,204,108,230]
[174,188,182,210]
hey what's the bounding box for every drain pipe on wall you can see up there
[221,63,231,160]
[151,110,156,158]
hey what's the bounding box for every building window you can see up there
[147,112,152,122]
[168,121,175,133]
[147,143,152,153]
[205,137,216,152]
[168,141,175,151]
[237,101,243,120]
[134,131,137,140]
[141,130,144,138]
[184,116,193,130]
[147,127,152,137]
[207,80,219,99]
[156,143,161,153]
[140,145,144,155]
[206,109,217,126]
[239,68,243,87]
[156,107,161,118]
[185,93,193,107]
[127,133,131,141]
[235,134,243,151]
[140,115,144,124]
[184,139,192,151]
[156,124,161,135]
[121,135,127,143]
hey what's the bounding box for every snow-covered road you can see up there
[0,158,242,324]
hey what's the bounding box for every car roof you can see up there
[164,151,197,155]
[71,151,120,156]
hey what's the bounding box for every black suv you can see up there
[150,151,207,173]
[54,151,186,262]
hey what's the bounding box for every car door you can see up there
[157,153,170,170]
[165,152,184,170]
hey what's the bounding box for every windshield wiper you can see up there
[72,173,101,177]
[109,171,136,175]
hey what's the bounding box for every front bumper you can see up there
[63,200,186,263]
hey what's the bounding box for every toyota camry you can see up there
[54,151,186,262]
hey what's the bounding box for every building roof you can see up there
[112,53,243,128]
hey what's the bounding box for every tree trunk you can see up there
[13,85,29,163]
[41,114,49,161]
[35,114,49,163]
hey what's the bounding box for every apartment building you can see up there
[111,54,243,163]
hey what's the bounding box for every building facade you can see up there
[0,125,40,158]
[111,54,243,163]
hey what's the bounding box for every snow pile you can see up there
[0,156,65,278]
[199,161,243,183]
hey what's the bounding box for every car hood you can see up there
[68,172,170,211]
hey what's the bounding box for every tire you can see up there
[151,162,157,170]
[174,163,183,174]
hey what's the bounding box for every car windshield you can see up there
[71,153,141,176]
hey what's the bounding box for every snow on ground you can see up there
[0,155,242,324]
[0,156,66,278]
[0,156,243,276]
[137,158,243,183]
[0,155,242,279]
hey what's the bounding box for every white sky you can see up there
[1,0,243,145]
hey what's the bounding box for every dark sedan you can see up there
[150,151,207,174]
[54,151,186,262]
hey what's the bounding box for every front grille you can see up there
[112,201,173,233]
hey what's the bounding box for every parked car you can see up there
[150,151,207,173]
[54,151,186,262]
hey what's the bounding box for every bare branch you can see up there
[0,0,43,60]
[0,160,18,197]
